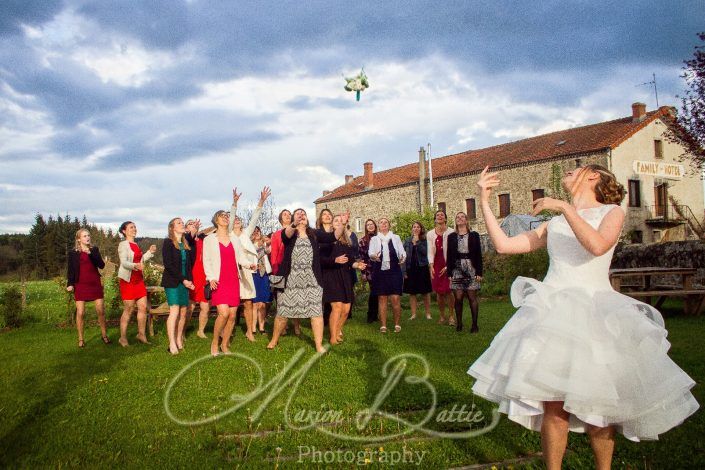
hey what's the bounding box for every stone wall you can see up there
[611,240,705,288]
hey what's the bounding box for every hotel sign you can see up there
[632,160,684,179]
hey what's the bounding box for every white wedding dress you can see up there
[468,204,699,441]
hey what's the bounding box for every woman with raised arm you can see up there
[161,217,196,355]
[229,186,270,342]
[66,229,108,348]
[358,219,379,323]
[402,221,432,320]
[117,221,156,347]
[467,165,698,470]
[186,219,213,339]
[266,208,343,353]
[203,210,240,356]
[446,212,483,332]
[427,210,455,325]
[321,215,366,345]
[269,209,301,336]
[368,217,406,333]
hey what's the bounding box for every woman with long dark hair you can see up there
[446,212,482,332]
[266,208,343,353]
[66,229,108,347]
[402,221,432,320]
[358,219,378,323]
[427,210,455,325]
[117,221,156,347]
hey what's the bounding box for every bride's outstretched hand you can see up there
[532,197,567,216]
[477,166,500,202]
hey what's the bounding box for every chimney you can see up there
[418,146,427,209]
[632,102,646,122]
[322,190,331,197]
[345,174,354,184]
[363,162,373,189]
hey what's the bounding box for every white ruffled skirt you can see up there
[468,276,699,441]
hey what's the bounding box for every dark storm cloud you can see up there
[0,0,63,35]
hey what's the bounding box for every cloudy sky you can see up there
[0,0,702,235]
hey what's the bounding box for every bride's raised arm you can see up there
[477,166,547,255]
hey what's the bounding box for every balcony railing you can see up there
[644,204,686,225]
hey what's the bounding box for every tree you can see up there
[665,32,705,174]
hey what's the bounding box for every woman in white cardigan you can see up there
[426,210,455,325]
[228,186,271,342]
[117,221,156,347]
[203,210,243,356]
[368,217,406,333]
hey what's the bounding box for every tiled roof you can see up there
[316,106,672,203]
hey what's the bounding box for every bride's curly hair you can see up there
[581,164,626,205]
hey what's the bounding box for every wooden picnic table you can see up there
[609,267,705,315]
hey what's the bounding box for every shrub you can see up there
[1,284,23,328]
[391,208,444,242]
[481,249,549,296]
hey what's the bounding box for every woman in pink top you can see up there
[203,210,241,356]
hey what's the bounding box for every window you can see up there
[654,140,663,160]
[437,202,446,214]
[531,189,545,202]
[355,217,362,233]
[498,193,510,218]
[627,180,641,207]
[631,230,643,244]
[465,198,476,219]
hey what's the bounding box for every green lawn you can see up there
[0,282,702,468]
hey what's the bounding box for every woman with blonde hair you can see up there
[321,214,366,345]
[468,164,698,470]
[66,228,108,347]
[117,221,157,347]
[368,217,406,333]
[446,212,483,332]
[161,217,196,355]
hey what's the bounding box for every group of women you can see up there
[66,187,486,353]
[64,163,700,469]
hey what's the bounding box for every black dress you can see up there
[321,241,355,303]
[403,243,433,295]
[371,239,403,296]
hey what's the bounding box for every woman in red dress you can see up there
[203,210,241,356]
[117,221,156,347]
[427,210,455,325]
[66,229,108,348]
[186,219,212,339]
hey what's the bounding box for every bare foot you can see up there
[118,337,129,347]
[246,332,256,342]
[169,345,179,355]
[329,339,339,345]
[197,331,208,339]
[437,317,446,325]
[316,347,328,354]
[266,341,277,350]
[176,342,184,350]
[135,334,150,344]
[210,345,219,356]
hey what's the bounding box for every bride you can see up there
[468,164,698,469]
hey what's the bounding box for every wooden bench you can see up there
[609,267,705,315]
[144,286,220,336]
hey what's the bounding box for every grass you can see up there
[0,281,702,468]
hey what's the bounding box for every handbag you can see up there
[269,274,286,290]
[204,283,212,300]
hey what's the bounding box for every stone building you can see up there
[315,103,704,243]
